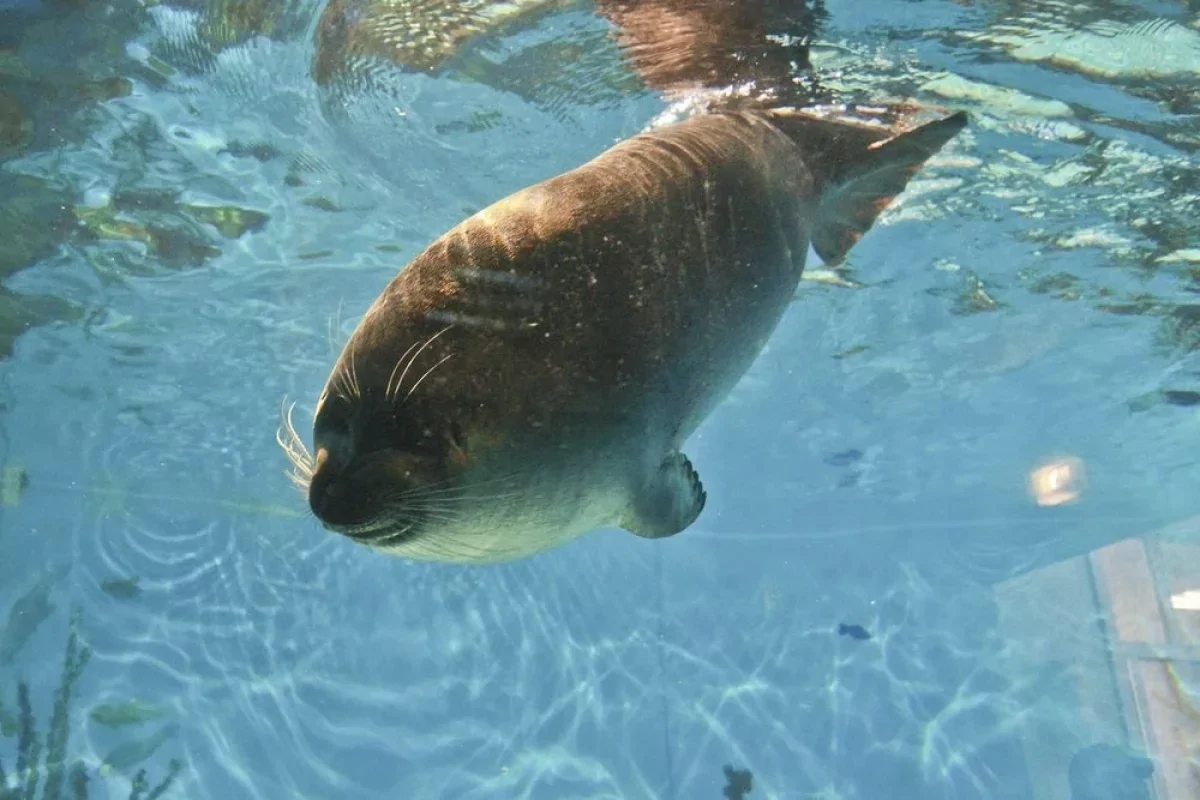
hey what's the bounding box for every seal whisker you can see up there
[404,353,454,403]
[331,353,359,403]
[392,480,521,502]
[343,521,392,538]
[346,339,362,400]
[361,503,488,558]
[402,489,522,505]
[371,523,416,547]
[372,492,464,522]
[371,522,472,558]
[395,509,459,524]
[327,298,347,356]
[330,374,350,403]
[276,399,316,493]
[380,494,462,515]
[414,533,493,562]
[391,510,460,526]
[403,472,523,493]
[390,325,453,405]
[385,339,424,403]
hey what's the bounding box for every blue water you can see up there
[1,0,1198,798]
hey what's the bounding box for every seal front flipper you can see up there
[621,452,707,539]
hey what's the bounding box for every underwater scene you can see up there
[1,0,1199,797]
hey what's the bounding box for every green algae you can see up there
[0,606,182,799]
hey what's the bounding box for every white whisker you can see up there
[386,339,424,402]
[393,479,521,502]
[404,353,454,402]
[275,398,315,493]
[327,299,347,356]
[391,325,453,404]
[404,488,521,505]
[347,338,362,400]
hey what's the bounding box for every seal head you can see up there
[300,331,475,552]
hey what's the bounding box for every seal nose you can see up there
[309,476,343,521]
[307,447,337,518]
[308,447,365,528]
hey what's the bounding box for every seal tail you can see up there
[766,108,969,266]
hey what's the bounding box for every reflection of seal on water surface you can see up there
[279,107,967,564]
[594,0,827,104]
[310,0,831,117]
[312,0,574,87]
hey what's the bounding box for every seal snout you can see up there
[308,446,370,531]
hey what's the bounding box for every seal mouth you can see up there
[308,447,396,533]
[366,522,416,547]
[324,519,419,552]
[307,444,448,550]
[308,460,424,546]
[320,517,390,539]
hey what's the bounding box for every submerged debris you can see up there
[0,697,16,737]
[1128,389,1200,412]
[179,204,270,239]
[101,725,178,775]
[0,467,28,509]
[823,450,863,468]
[0,91,33,157]
[89,700,169,730]
[722,764,754,799]
[98,578,141,601]
[837,623,872,641]
[0,563,70,665]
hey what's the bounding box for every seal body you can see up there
[291,108,967,564]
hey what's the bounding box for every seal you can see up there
[279,106,968,564]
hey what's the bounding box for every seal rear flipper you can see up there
[765,108,968,266]
[620,452,707,539]
[809,111,968,266]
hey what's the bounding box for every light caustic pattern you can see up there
[0,0,1198,798]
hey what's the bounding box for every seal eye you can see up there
[321,414,350,438]
[315,396,354,441]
